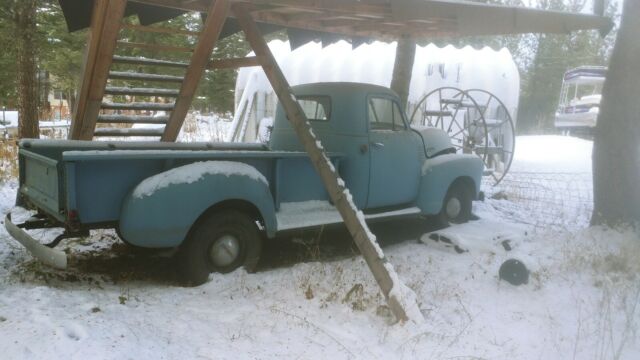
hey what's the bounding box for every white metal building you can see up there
[231,40,520,142]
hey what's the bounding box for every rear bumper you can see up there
[4,211,67,269]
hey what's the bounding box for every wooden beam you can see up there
[69,0,128,140]
[208,56,261,69]
[122,0,208,12]
[161,0,230,141]
[233,3,414,323]
[121,23,200,36]
[117,40,194,53]
[247,0,389,16]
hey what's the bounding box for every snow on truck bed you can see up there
[0,135,639,359]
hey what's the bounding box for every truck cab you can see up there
[270,82,482,214]
[271,83,424,209]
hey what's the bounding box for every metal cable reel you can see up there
[409,87,515,185]
[409,86,489,162]
[464,89,516,185]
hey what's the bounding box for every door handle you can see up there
[370,142,384,149]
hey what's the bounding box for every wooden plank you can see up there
[112,55,189,68]
[104,87,180,97]
[108,71,184,82]
[161,0,230,141]
[233,3,411,323]
[69,0,128,140]
[121,23,201,36]
[101,101,175,110]
[117,41,194,52]
[122,0,208,12]
[97,115,169,124]
[94,127,164,136]
[208,56,261,69]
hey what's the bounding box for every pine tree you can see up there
[3,0,40,138]
[591,0,640,227]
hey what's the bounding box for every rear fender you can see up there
[119,162,276,248]
[417,154,483,215]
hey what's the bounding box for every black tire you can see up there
[177,210,262,286]
[438,182,473,225]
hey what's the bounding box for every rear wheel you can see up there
[438,182,473,225]
[177,210,262,286]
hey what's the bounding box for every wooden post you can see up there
[233,3,415,322]
[161,0,230,142]
[390,35,416,110]
[69,0,127,140]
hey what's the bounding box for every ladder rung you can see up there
[117,41,194,53]
[105,87,179,97]
[108,71,184,83]
[97,115,169,124]
[94,127,165,137]
[112,55,189,68]
[101,102,175,111]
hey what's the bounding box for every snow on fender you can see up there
[119,161,277,249]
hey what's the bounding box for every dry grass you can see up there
[0,139,18,181]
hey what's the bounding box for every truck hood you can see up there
[411,126,455,158]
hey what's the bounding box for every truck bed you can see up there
[18,139,339,227]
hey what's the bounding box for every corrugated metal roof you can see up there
[57,0,613,48]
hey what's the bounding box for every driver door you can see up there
[366,96,422,209]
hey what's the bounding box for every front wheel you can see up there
[177,210,262,286]
[438,182,473,225]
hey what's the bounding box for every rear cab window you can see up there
[368,97,406,131]
[297,96,331,121]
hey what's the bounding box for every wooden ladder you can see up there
[69,0,231,141]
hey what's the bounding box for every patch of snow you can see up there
[257,117,273,143]
[511,135,592,173]
[133,161,267,199]
[0,111,18,128]
[384,262,424,325]
[2,134,639,359]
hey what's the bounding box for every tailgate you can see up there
[19,149,64,221]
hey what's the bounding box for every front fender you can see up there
[417,154,484,215]
[119,161,276,248]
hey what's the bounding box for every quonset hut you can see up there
[230,40,520,142]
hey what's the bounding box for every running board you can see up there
[276,203,421,231]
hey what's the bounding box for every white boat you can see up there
[555,66,606,134]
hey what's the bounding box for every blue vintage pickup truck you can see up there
[5,82,483,284]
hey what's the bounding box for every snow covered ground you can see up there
[0,135,638,359]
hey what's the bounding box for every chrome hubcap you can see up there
[445,197,462,219]
[209,235,240,267]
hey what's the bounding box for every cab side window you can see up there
[368,97,406,131]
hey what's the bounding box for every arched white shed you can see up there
[230,40,520,143]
